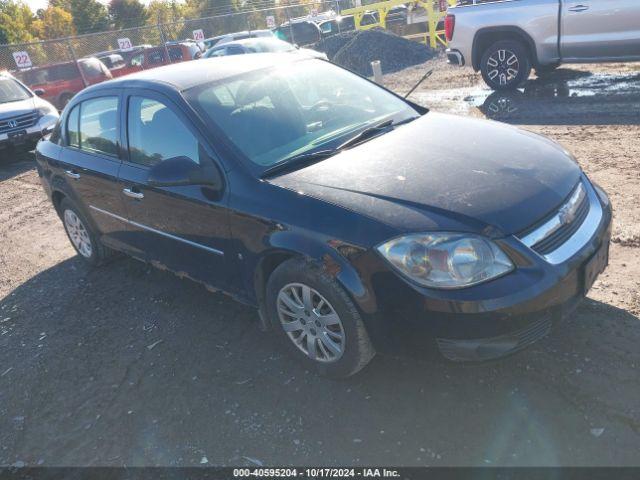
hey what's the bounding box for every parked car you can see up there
[203,30,274,50]
[15,58,112,109]
[127,43,202,71]
[274,20,322,46]
[318,13,377,37]
[446,0,640,90]
[204,38,327,60]
[94,53,142,78]
[36,55,611,377]
[0,71,59,153]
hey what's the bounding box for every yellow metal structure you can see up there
[341,0,457,48]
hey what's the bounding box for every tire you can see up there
[60,198,114,267]
[266,258,375,378]
[480,40,532,91]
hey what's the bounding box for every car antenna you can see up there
[404,69,434,99]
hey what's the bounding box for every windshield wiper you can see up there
[336,116,419,152]
[261,117,419,178]
[261,149,337,178]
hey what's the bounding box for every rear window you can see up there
[81,59,105,77]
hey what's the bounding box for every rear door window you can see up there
[77,97,119,157]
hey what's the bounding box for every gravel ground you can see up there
[1,58,639,467]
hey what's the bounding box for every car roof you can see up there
[233,37,285,45]
[83,53,311,93]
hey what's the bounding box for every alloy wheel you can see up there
[64,209,93,258]
[487,49,520,87]
[276,283,345,363]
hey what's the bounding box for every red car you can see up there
[15,57,112,110]
[126,43,202,70]
[95,53,143,78]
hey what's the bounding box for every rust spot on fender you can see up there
[322,254,341,278]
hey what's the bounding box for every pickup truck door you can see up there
[561,0,640,61]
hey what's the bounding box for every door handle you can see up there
[123,187,144,200]
[64,170,80,180]
[568,4,589,12]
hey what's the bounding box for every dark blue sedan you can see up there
[35,54,611,377]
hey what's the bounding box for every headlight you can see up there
[37,105,57,117]
[376,233,514,289]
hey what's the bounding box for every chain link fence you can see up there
[0,0,436,108]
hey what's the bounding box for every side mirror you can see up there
[147,156,223,190]
[34,89,45,97]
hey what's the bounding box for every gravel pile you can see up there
[315,31,358,60]
[322,29,435,76]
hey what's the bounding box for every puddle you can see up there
[415,70,640,125]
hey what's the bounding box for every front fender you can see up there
[249,229,376,316]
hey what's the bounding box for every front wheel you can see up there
[480,40,531,91]
[266,258,375,378]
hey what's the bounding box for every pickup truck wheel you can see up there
[266,258,375,378]
[60,198,114,267]
[480,40,531,91]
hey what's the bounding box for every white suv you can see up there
[0,71,59,154]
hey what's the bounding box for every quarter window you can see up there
[77,97,119,156]
[67,104,80,148]
[127,96,200,167]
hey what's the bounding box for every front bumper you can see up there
[361,179,612,361]
[0,114,58,150]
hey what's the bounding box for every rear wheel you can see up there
[480,40,531,91]
[60,198,114,266]
[266,258,375,378]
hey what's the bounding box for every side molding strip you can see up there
[89,205,225,257]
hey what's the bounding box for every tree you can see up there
[69,0,110,34]
[146,0,184,26]
[0,0,37,44]
[31,5,75,40]
[109,0,147,30]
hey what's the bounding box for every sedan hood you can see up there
[269,113,581,236]
[0,97,36,119]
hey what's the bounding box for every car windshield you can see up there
[186,60,419,170]
[0,77,31,103]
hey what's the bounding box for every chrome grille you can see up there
[0,111,38,135]
[531,186,590,255]
[519,181,598,263]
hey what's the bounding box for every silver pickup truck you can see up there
[445,0,640,90]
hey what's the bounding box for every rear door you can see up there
[561,0,640,60]
[57,91,130,249]
[117,90,231,289]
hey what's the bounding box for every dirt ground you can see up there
[1,57,639,467]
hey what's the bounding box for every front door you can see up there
[561,0,640,61]
[117,91,231,290]
[58,93,129,250]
